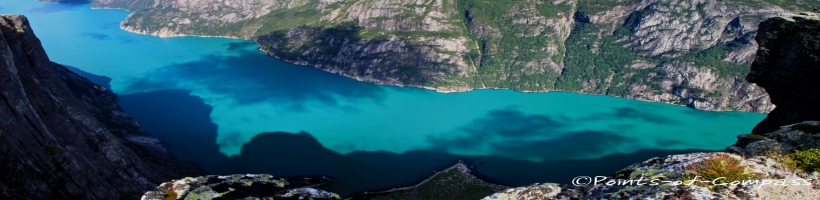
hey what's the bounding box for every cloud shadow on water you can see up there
[120,44,387,111]
[80,32,110,40]
[62,64,111,89]
[428,108,642,161]
[118,89,229,169]
[115,88,403,195]
[654,138,707,148]
[55,0,91,3]
[28,1,89,14]
[112,87,715,197]
[345,148,716,192]
[584,107,681,125]
[225,42,257,51]
[683,108,746,119]
[116,36,140,44]
[65,54,752,198]
[227,131,714,196]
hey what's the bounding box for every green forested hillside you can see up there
[95,0,805,112]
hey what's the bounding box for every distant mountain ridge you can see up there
[56,0,820,113]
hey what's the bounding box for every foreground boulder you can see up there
[141,174,340,200]
[348,162,508,200]
[729,121,820,156]
[485,150,820,199]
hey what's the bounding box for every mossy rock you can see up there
[791,123,820,134]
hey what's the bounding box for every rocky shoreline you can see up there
[118,14,242,39]
[142,31,776,113]
[87,0,785,113]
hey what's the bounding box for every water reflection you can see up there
[27,1,88,14]
[121,46,387,111]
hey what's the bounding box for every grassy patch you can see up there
[789,149,820,172]
[165,187,178,200]
[675,41,751,79]
[747,133,768,141]
[683,154,763,187]
[537,2,574,18]
[557,21,664,95]
[758,0,820,10]
[241,2,324,38]
[762,147,799,171]
[456,0,566,90]
[357,30,463,39]
[577,0,642,14]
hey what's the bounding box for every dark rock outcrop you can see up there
[748,13,820,133]
[728,121,820,156]
[0,15,201,199]
[348,162,508,200]
[142,174,340,200]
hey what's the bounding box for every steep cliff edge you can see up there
[71,0,800,112]
[0,15,202,199]
[747,12,820,133]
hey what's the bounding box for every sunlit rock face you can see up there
[74,0,799,112]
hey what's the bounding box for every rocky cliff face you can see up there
[0,15,202,199]
[71,0,818,112]
[747,12,820,133]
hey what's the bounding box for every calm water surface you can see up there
[2,1,767,195]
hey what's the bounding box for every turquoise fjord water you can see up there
[4,0,767,195]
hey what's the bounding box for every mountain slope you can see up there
[77,0,818,112]
[0,15,202,199]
